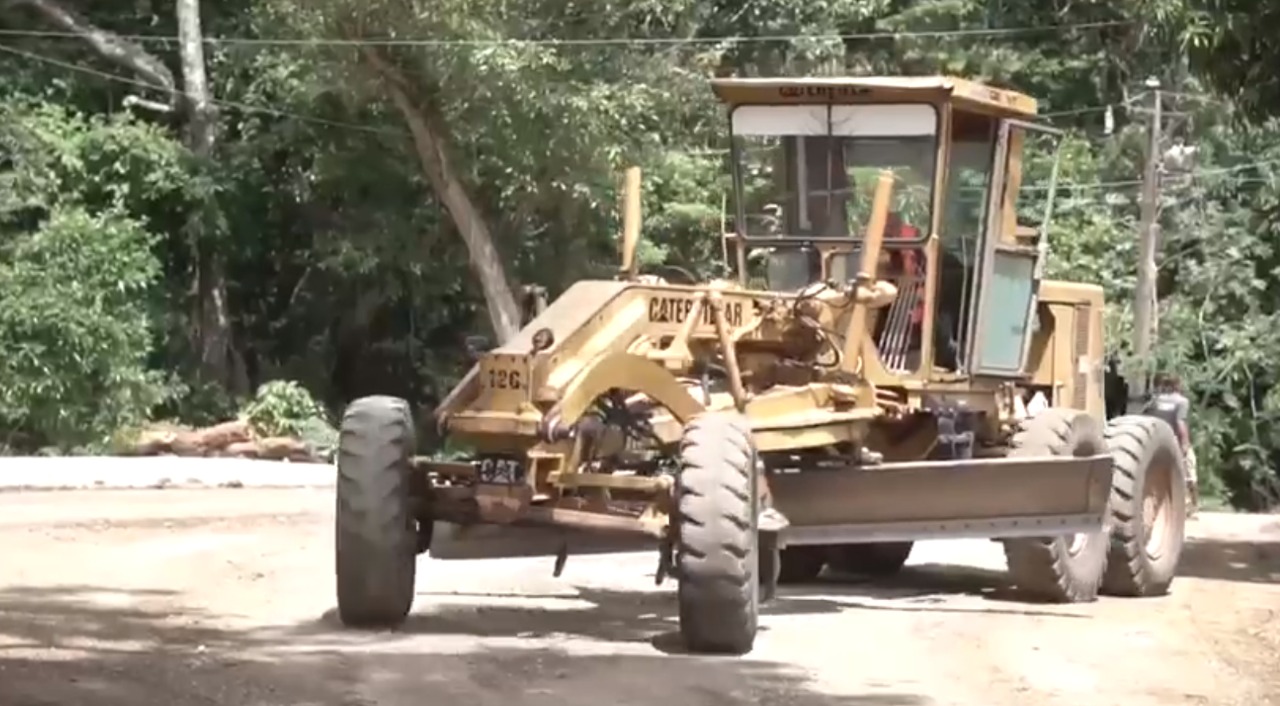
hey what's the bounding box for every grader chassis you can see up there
[333,75,1188,655]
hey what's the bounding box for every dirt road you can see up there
[1,488,1276,706]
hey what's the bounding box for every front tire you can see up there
[675,411,759,655]
[1001,408,1110,603]
[335,395,419,628]
[1100,415,1187,597]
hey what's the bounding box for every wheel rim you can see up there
[1143,455,1174,559]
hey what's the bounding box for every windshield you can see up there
[730,103,939,241]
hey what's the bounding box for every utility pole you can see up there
[1128,77,1163,413]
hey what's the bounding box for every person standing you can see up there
[1143,372,1199,515]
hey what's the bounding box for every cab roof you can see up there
[709,76,1038,117]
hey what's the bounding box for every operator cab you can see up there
[728,102,935,289]
[712,76,1063,379]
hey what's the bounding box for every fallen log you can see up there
[124,418,322,462]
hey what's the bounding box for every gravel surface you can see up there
[1,488,1277,706]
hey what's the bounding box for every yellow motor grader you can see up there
[332,75,1187,655]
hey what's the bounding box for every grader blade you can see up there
[770,453,1115,546]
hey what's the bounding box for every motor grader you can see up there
[332,75,1188,655]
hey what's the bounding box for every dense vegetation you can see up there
[2,0,1278,510]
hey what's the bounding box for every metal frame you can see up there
[964,119,1064,378]
[723,100,944,257]
[948,112,997,372]
[1013,119,1065,370]
[963,120,1012,374]
[1006,118,1065,276]
[780,512,1104,545]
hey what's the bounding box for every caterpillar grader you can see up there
[332,75,1188,655]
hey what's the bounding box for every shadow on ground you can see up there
[0,584,342,706]
[0,584,929,706]
[1178,537,1280,584]
[781,562,1091,617]
[273,559,1081,656]
[357,559,1083,645]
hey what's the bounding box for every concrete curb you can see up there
[0,456,336,491]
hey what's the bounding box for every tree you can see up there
[1184,1,1280,121]
[3,0,243,393]
[0,99,185,450]
[177,0,243,393]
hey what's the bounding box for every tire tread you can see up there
[1100,415,1186,597]
[335,395,418,628]
[676,412,758,654]
[1001,408,1109,603]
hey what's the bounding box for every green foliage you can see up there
[0,95,191,452]
[0,97,201,227]
[239,380,339,460]
[239,379,330,437]
[0,206,171,451]
[1183,0,1280,124]
[637,150,733,277]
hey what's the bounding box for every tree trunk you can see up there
[5,0,244,391]
[354,44,522,344]
[176,0,244,394]
[3,0,175,103]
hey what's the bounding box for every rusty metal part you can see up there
[655,539,674,585]
[709,291,750,411]
[518,506,666,538]
[553,540,569,577]
[414,458,474,478]
[769,453,1113,533]
[551,472,671,493]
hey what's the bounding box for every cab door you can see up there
[965,119,1063,377]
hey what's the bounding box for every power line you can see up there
[1029,159,1280,194]
[0,19,1133,48]
[1010,157,1280,196]
[1190,158,1280,177]
[8,32,1277,193]
[1039,89,1172,119]
[1054,179,1143,191]
[0,40,1127,145]
[0,42,401,136]
[0,28,1142,139]
[1158,89,1230,105]
[1041,105,1114,117]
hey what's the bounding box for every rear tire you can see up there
[335,395,419,628]
[1100,415,1187,597]
[675,411,759,655]
[1001,408,1110,603]
[828,541,914,576]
